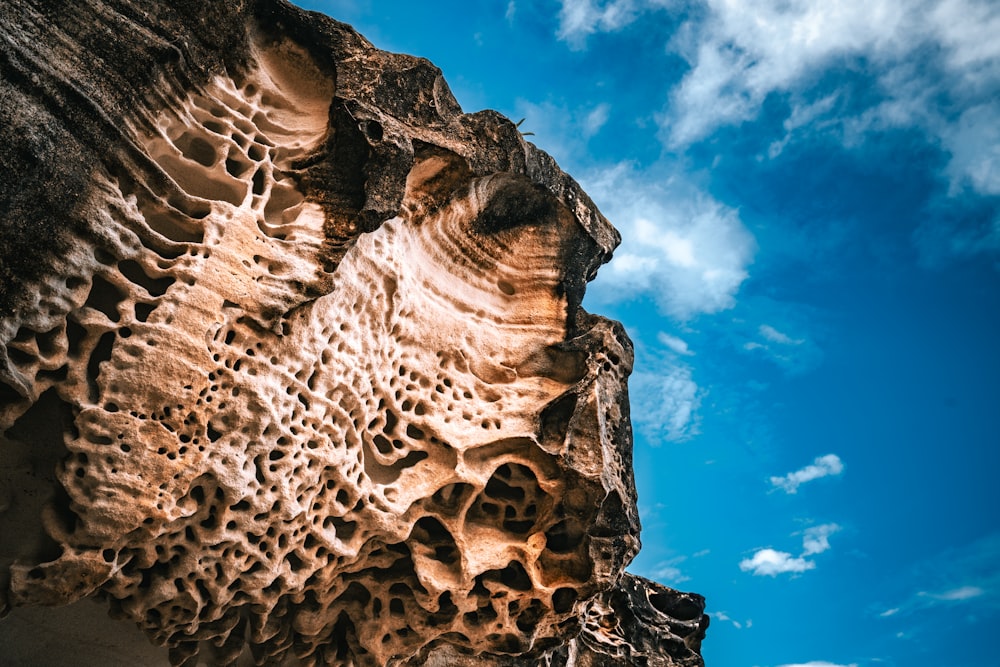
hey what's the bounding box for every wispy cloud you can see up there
[919,585,985,601]
[556,0,644,48]
[758,324,803,346]
[941,103,1000,197]
[584,162,756,320]
[801,523,841,556]
[775,662,859,667]
[662,0,1000,271]
[664,0,1000,162]
[767,93,841,159]
[712,610,750,629]
[876,532,1000,618]
[551,0,1000,269]
[658,331,694,356]
[770,454,844,494]
[505,0,517,23]
[741,322,823,375]
[911,197,1000,268]
[629,362,702,443]
[664,0,915,147]
[582,103,611,138]
[649,555,691,585]
[741,523,841,576]
[551,0,1000,247]
[511,99,617,166]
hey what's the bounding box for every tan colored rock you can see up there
[0,1,706,664]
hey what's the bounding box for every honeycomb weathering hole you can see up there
[0,12,653,667]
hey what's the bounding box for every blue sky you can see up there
[294,2,1000,665]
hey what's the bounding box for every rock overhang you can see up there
[0,1,706,665]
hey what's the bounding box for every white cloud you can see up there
[930,0,1000,86]
[770,454,844,494]
[741,522,842,577]
[660,0,1000,200]
[584,162,756,320]
[657,331,694,356]
[552,0,1000,204]
[879,607,900,617]
[775,662,859,667]
[630,362,702,442]
[801,523,841,556]
[665,0,913,146]
[739,548,815,576]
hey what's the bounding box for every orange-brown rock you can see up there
[0,1,707,664]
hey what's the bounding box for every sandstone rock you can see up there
[0,1,707,664]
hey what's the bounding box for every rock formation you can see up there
[0,0,708,664]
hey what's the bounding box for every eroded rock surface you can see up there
[0,1,707,664]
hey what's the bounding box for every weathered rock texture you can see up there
[0,1,707,664]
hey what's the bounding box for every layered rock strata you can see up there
[0,0,707,664]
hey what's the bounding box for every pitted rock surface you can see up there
[0,1,708,665]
